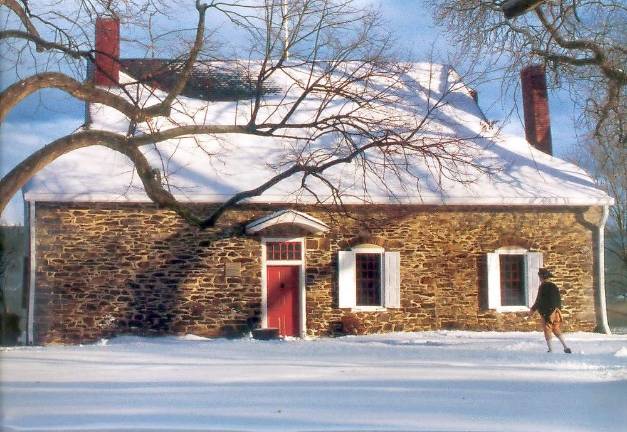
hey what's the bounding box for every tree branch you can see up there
[152,2,209,114]
[535,7,627,83]
[0,29,90,58]
[0,0,43,51]
[0,72,141,122]
[0,130,128,214]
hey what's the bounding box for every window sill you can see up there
[351,306,386,312]
[495,306,530,313]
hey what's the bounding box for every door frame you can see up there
[261,237,306,337]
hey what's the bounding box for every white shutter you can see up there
[525,252,543,307]
[487,252,501,309]
[384,252,401,308]
[338,251,356,308]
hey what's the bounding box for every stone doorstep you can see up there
[251,327,281,340]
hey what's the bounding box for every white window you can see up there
[338,245,400,311]
[487,247,543,312]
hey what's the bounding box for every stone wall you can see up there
[33,203,264,344]
[304,206,598,335]
[32,202,599,344]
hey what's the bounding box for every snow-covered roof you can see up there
[23,62,613,207]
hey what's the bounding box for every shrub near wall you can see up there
[32,203,599,344]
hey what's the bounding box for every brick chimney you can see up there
[94,17,120,86]
[521,65,552,155]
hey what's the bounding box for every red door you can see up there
[267,266,300,336]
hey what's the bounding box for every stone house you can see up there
[21,19,613,344]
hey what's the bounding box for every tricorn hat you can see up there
[538,268,553,278]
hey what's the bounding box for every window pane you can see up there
[266,242,302,261]
[356,253,381,306]
[499,255,525,306]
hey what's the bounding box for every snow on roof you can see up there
[23,62,613,207]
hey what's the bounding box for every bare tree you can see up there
[576,116,626,299]
[1,0,488,228]
[427,0,626,295]
[428,1,625,144]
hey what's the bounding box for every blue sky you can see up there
[0,0,580,225]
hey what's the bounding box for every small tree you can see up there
[1,0,490,228]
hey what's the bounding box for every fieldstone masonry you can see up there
[31,202,600,344]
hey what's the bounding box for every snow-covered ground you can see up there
[2,331,626,432]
